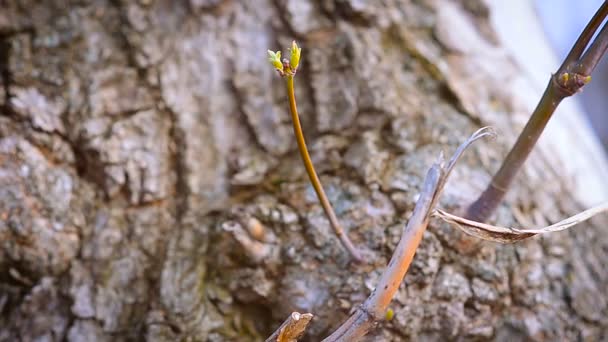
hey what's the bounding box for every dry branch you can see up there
[265,312,314,342]
[322,128,495,341]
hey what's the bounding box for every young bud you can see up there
[583,75,592,84]
[290,40,302,71]
[385,308,394,321]
[558,72,569,85]
[268,50,284,73]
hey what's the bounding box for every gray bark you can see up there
[0,0,607,341]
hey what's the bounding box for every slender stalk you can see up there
[285,75,363,262]
[466,2,608,222]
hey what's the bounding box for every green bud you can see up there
[385,308,394,321]
[268,50,284,73]
[290,40,302,71]
[559,72,569,85]
[584,75,592,84]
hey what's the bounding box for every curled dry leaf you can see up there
[433,201,608,243]
[265,312,314,342]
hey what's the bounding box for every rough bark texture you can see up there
[0,0,607,341]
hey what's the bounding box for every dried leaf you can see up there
[433,202,608,243]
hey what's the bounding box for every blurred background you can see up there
[535,0,608,151]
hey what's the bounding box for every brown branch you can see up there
[576,21,608,75]
[322,128,494,341]
[558,0,608,72]
[466,1,608,222]
[265,312,314,342]
[465,81,564,221]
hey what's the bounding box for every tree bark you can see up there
[0,0,607,341]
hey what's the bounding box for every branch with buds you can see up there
[268,41,301,77]
[268,42,364,262]
[466,1,608,222]
[264,6,608,336]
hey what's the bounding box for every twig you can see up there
[559,1,608,73]
[576,21,608,76]
[466,1,608,222]
[435,201,608,243]
[269,42,363,262]
[265,312,314,342]
[465,81,564,221]
[285,76,363,262]
[322,128,494,341]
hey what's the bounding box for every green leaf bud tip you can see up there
[290,40,302,71]
[385,308,394,321]
[268,50,284,73]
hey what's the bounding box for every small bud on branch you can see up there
[466,1,608,222]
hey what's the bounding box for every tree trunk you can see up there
[1,0,607,341]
